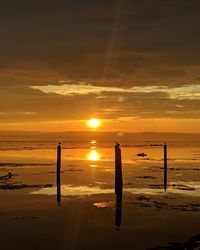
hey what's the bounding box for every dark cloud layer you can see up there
[0,0,200,124]
[1,0,200,85]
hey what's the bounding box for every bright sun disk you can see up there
[87,119,101,128]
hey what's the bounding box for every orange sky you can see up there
[0,1,200,133]
[0,118,200,133]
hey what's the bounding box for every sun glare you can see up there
[87,119,101,128]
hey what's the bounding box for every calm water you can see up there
[0,140,200,196]
[0,140,200,250]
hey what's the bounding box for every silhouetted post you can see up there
[115,143,123,194]
[164,142,167,191]
[115,143,123,230]
[57,142,61,205]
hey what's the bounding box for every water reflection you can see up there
[57,167,61,206]
[91,140,96,145]
[31,182,200,197]
[31,185,113,196]
[87,140,100,161]
[93,201,113,208]
[87,150,100,161]
[115,187,123,231]
[90,164,98,168]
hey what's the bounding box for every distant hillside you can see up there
[0,131,200,142]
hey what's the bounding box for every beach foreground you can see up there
[0,141,200,250]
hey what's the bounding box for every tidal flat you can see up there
[0,140,199,250]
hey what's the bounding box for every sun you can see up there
[87,119,101,128]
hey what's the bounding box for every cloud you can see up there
[32,83,200,100]
[0,0,200,86]
[0,83,200,123]
[0,0,200,127]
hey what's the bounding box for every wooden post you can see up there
[115,143,123,230]
[164,142,167,191]
[57,142,61,205]
[115,143,123,194]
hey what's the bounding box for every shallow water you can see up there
[0,140,200,250]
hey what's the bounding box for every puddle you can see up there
[30,181,200,197]
[93,201,113,208]
[31,185,113,196]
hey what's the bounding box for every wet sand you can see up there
[0,141,200,250]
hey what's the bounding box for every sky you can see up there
[0,0,200,133]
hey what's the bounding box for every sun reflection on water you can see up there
[87,140,100,161]
[87,149,100,161]
[91,140,96,145]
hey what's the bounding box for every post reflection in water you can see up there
[115,186,123,231]
[57,171,61,206]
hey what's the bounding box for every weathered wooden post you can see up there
[115,143,123,230]
[115,143,123,195]
[164,142,167,191]
[57,142,61,205]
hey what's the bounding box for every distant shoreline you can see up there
[0,131,200,142]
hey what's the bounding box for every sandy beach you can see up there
[0,140,199,250]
